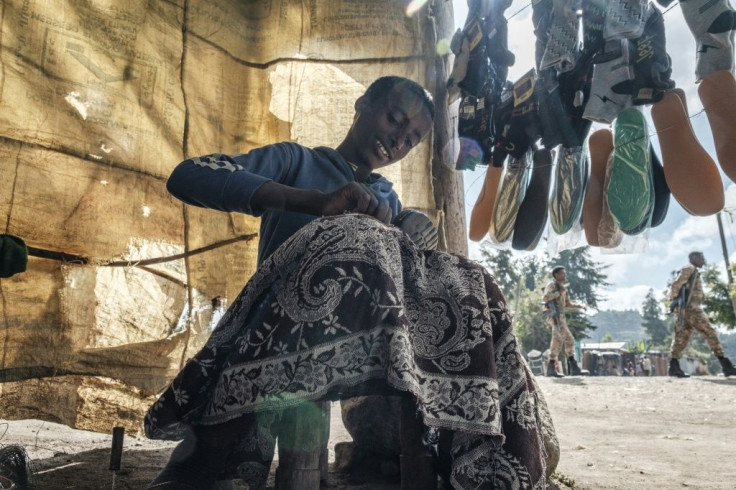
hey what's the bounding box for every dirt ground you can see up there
[1,375,734,489]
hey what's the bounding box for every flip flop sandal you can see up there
[649,144,670,228]
[679,0,736,82]
[490,152,532,243]
[598,152,624,248]
[699,70,736,183]
[651,89,724,216]
[607,107,651,232]
[583,129,614,246]
[549,145,588,235]
[513,148,554,251]
[469,164,504,241]
[392,209,439,250]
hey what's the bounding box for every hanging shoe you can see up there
[549,145,588,235]
[668,358,690,378]
[598,152,624,248]
[583,129,614,246]
[651,89,724,216]
[698,70,736,183]
[649,145,670,228]
[490,151,532,243]
[513,148,553,251]
[469,164,504,241]
[607,107,651,232]
[679,0,735,82]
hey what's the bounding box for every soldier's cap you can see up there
[551,265,565,275]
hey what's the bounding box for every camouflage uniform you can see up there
[669,263,724,358]
[543,280,582,358]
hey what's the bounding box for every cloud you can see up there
[597,285,658,312]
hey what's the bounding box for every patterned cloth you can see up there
[145,215,547,489]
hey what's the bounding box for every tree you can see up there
[640,288,669,347]
[601,333,614,342]
[701,265,736,329]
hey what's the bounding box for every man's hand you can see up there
[320,183,392,224]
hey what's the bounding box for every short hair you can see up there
[364,76,435,121]
[551,265,565,275]
[689,251,704,261]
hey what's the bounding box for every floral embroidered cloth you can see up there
[145,215,548,489]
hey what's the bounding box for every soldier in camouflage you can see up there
[543,266,586,377]
[668,251,736,378]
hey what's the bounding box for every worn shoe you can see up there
[547,360,565,378]
[718,356,736,377]
[668,358,690,378]
[607,107,651,232]
[392,210,439,250]
[568,356,583,376]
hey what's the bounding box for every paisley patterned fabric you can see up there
[145,214,547,489]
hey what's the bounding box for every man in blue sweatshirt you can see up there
[165,76,435,265]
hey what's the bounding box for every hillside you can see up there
[587,309,645,343]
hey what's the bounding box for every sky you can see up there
[450,0,736,312]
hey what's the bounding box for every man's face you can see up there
[554,269,567,282]
[348,86,433,171]
[691,254,706,267]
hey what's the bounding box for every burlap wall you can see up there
[0,0,463,430]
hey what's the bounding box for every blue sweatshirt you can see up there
[166,142,401,264]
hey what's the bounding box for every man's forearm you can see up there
[251,181,324,215]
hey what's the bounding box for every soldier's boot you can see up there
[568,356,582,376]
[668,358,690,378]
[718,356,736,377]
[547,361,565,378]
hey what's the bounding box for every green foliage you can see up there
[640,288,670,347]
[601,333,614,342]
[700,265,736,329]
[479,246,608,353]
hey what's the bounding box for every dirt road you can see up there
[1,375,734,488]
